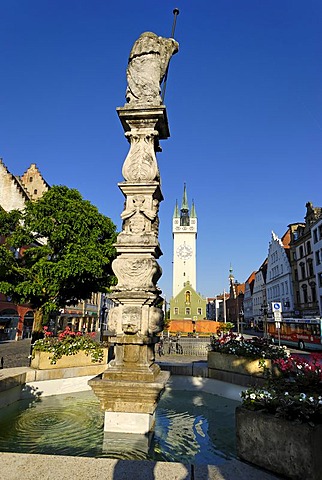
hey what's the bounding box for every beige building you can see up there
[0,160,49,211]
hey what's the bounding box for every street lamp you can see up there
[239,308,244,335]
[100,296,107,342]
[260,303,269,338]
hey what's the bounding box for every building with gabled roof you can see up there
[252,258,268,326]
[226,265,245,325]
[0,159,49,211]
[266,229,295,317]
[243,271,256,326]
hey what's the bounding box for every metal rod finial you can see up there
[161,8,180,102]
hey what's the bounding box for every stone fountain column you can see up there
[89,32,179,435]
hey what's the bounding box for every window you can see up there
[29,176,33,182]
[316,251,321,265]
[319,225,322,240]
[318,273,322,288]
[302,284,308,303]
[185,291,191,303]
[307,259,314,277]
[34,189,38,195]
[185,307,191,315]
[174,307,179,315]
[197,308,202,315]
[307,242,312,254]
[300,262,305,279]
[299,246,304,258]
[313,229,318,243]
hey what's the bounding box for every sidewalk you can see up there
[0,452,282,480]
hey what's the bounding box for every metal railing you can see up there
[162,337,211,356]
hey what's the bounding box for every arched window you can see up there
[185,291,191,303]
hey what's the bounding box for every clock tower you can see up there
[172,184,197,297]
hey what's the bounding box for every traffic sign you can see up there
[272,302,282,313]
[274,311,282,322]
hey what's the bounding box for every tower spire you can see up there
[181,183,189,211]
[190,199,197,218]
[229,264,234,282]
[180,183,190,226]
[173,199,180,218]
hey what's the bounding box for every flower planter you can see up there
[207,351,272,386]
[31,349,108,370]
[236,406,322,480]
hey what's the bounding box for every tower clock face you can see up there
[176,244,193,260]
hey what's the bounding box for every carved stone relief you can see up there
[121,195,159,235]
[112,256,162,291]
[122,130,159,182]
[107,303,163,337]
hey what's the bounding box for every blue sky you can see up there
[1,1,321,301]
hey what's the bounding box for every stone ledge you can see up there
[208,368,266,387]
[157,361,208,378]
[26,364,108,382]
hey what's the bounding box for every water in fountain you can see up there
[0,389,239,464]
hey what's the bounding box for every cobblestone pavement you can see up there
[0,339,31,368]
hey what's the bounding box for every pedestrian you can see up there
[158,340,164,357]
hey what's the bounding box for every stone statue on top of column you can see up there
[125,31,179,106]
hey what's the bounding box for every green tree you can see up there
[0,186,117,338]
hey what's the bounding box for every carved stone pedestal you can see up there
[89,369,170,434]
[89,105,171,434]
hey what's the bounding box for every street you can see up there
[0,339,31,368]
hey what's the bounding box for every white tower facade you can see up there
[172,184,197,297]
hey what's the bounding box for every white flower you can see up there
[250,393,256,400]
[309,397,314,403]
[284,392,289,396]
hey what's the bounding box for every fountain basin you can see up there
[0,385,240,464]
